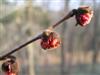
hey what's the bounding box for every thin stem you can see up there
[49,10,74,29]
[0,34,42,60]
[0,10,74,61]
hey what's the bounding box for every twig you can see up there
[49,10,74,29]
[0,34,42,60]
[0,10,74,60]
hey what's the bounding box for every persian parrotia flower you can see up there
[75,6,93,26]
[41,29,61,50]
[2,57,18,75]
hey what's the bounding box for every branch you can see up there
[0,10,74,61]
[49,10,74,29]
[0,34,42,60]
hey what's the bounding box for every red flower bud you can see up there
[2,56,18,75]
[75,6,93,26]
[41,29,61,50]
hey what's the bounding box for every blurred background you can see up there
[0,0,100,75]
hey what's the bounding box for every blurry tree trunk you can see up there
[66,20,75,75]
[60,0,69,75]
[65,0,76,75]
[15,10,21,26]
[61,22,67,75]
[91,0,99,72]
[26,0,35,75]
[79,0,88,67]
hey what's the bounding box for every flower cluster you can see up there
[2,56,18,75]
[73,6,93,26]
[41,29,61,50]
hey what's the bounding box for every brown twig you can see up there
[0,10,74,61]
[0,34,42,60]
[49,10,74,29]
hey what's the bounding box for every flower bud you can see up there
[74,6,93,26]
[1,56,18,75]
[41,29,61,50]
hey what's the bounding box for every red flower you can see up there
[2,56,18,75]
[75,6,93,26]
[41,29,61,50]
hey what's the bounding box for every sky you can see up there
[8,0,100,11]
[8,0,65,11]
